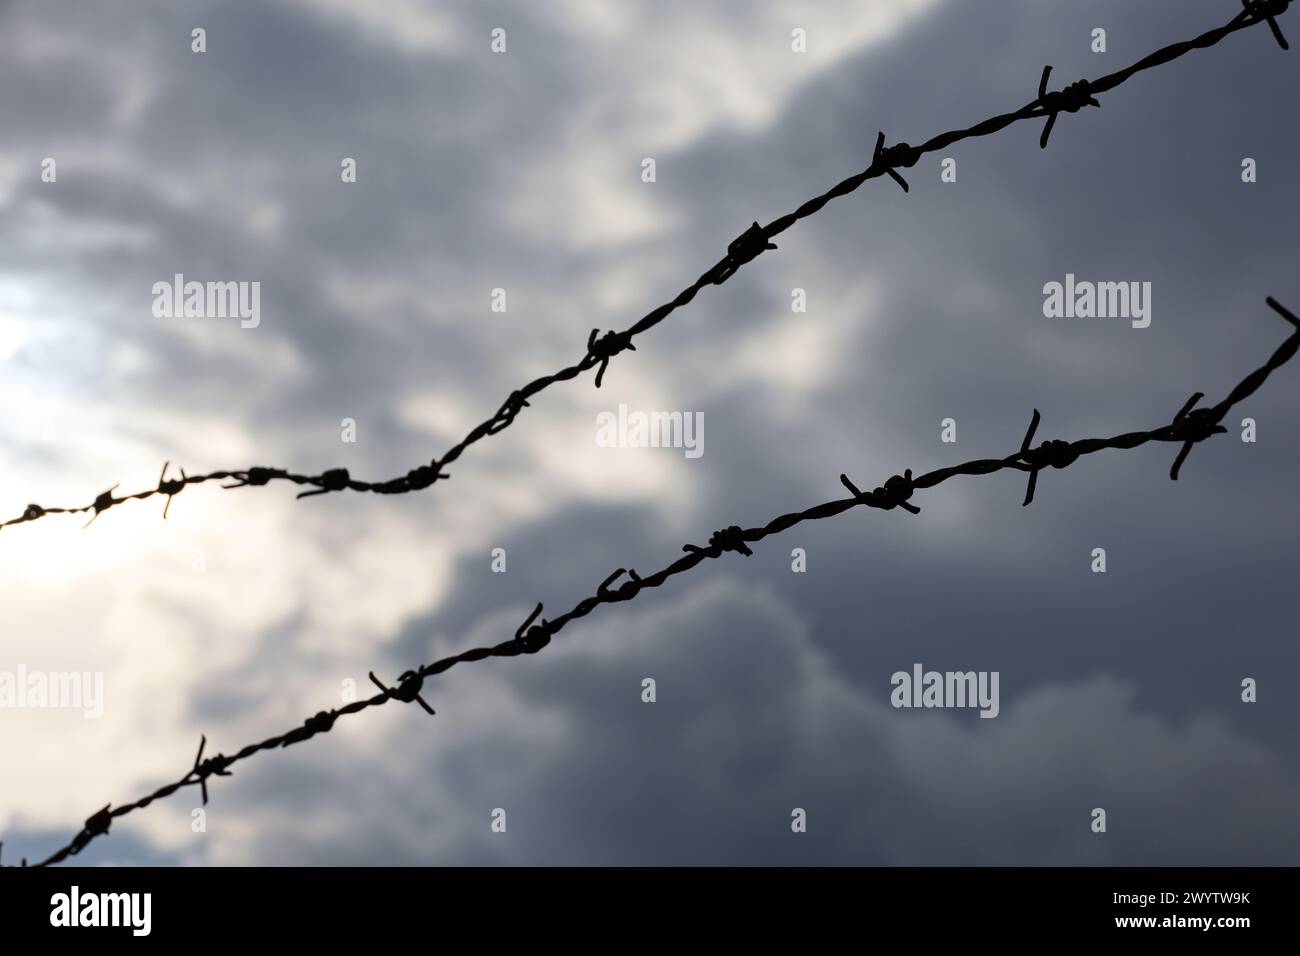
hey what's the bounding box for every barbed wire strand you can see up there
[7,296,1295,868]
[0,1,1290,535]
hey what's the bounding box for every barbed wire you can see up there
[0,1,1290,535]
[7,296,1295,868]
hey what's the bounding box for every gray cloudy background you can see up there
[1,0,1297,866]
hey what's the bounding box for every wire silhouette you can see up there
[8,297,1296,868]
[0,1,1290,535]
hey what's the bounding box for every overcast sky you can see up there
[2,0,1298,866]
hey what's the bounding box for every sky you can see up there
[1,0,1298,866]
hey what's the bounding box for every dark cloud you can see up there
[2,0,1297,865]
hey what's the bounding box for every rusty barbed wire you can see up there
[9,297,1296,868]
[0,1,1290,535]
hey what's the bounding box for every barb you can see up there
[1035,65,1100,149]
[0,2,1290,534]
[13,298,1297,868]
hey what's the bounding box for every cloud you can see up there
[2,0,1298,866]
[47,577,1288,866]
